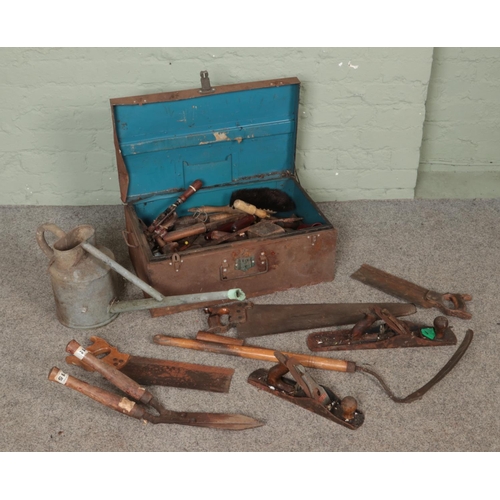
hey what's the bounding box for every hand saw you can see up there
[350,264,472,319]
[50,340,263,430]
[65,336,234,393]
[204,301,417,338]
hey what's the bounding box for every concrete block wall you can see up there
[416,47,500,198]
[0,47,433,205]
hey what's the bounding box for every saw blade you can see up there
[65,336,234,393]
[235,302,417,338]
[350,264,431,307]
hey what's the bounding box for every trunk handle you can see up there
[122,230,139,248]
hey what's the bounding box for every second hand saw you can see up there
[204,301,417,338]
[65,336,234,393]
[351,263,472,320]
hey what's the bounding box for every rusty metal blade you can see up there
[235,302,417,338]
[154,412,264,430]
[65,336,234,393]
[350,264,431,306]
[121,356,234,393]
[356,329,474,403]
[351,264,472,319]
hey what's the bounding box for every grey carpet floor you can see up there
[1,199,498,452]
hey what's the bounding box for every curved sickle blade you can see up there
[357,329,474,403]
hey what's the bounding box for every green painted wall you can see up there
[0,47,433,205]
[416,47,500,198]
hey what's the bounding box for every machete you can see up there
[204,301,417,338]
[66,336,234,393]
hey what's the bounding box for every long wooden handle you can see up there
[152,335,356,373]
[160,222,207,243]
[48,367,147,420]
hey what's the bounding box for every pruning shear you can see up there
[49,340,263,430]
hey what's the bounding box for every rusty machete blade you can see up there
[66,336,234,393]
[210,301,417,338]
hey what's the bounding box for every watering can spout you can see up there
[228,288,245,301]
[108,288,246,314]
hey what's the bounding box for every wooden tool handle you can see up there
[232,199,270,219]
[65,336,130,372]
[149,180,203,232]
[48,367,147,420]
[160,222,207,243]
[196,331,245,345]
[66,340,153,405]
[178,179,203,203]
[153,335,356,373]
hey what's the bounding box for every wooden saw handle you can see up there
[153,335,356,373]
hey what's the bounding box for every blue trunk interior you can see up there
[112,81,328,226]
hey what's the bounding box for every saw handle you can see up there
[65,336,129,372]
[427,291,473,320]
[48,367,148,420]
[66,340,153,405]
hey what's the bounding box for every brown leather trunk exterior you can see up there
[115,77,337,316]
[124,202,337,316]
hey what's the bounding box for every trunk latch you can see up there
[199,70,215,94]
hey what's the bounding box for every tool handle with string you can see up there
[148,179,203,232]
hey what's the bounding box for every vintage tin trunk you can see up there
[110,74,338,316]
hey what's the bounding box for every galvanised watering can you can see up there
[36,223,245,329]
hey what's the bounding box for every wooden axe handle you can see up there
[153,335,356,373]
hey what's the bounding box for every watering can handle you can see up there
[36,224,66,258]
